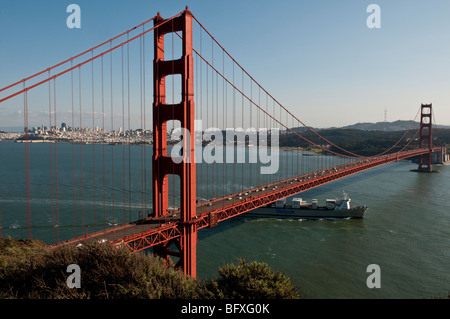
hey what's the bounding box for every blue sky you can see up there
[1,0,449,128]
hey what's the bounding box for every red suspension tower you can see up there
[417,103,433,172]
[152,8,197,278]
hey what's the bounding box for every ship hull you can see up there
[250,206,367,219]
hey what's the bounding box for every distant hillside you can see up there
[290,120,450,133]
[342,120,418,131]
[341,120,450,132]
[281,126,450,156]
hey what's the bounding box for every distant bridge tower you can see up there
[416,103,433,172]
[152,8,197,278]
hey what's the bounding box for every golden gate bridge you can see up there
[0,7,443,278]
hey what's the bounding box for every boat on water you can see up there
[251,191,368,219]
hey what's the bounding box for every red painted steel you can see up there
[104,147,439,253]
[0,12,185,104]
[0,17,157,95]
[152,8,197,278]
[417,104,433,172]
[54,148,440,274]
[40,9,440,280]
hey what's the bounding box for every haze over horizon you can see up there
[2,119,448,134]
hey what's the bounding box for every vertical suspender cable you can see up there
[101,55,106,229]
[110,42,115,231]
[71,63,77,237]
[199,28,203,211]
[274,99,277,184]
[250,80,252,189]
[127,34,132,224]
[222,50,225,198]
[121,43,126,225]
[265,93,268,186]
[143,26,147,220]
[291,112,293,179]
[23,84,31,239]
[211,42,215,199]
[224,57,227,197]
[171,22,175,212]
[232,62,235,194]
[195,50,199,206]
[54,78,59,242]
[257,86,260,188]
[206,40,209,200]
[91,52,96,233]
[216,50,219,198]
[79,66,84,232]
[241,69,244,193]
[48,71,54,243]
[139,31,145,218]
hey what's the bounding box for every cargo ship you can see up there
[251,191,368,219]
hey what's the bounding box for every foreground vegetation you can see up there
[0,238,301,299]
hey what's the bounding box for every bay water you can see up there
[0,142,448,298]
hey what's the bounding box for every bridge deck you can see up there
[54,148,439,251]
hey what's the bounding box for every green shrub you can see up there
[201,259,301,299]
[0,239,301,299]
[0,240,200,299]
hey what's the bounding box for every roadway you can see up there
[54,147,439,251]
